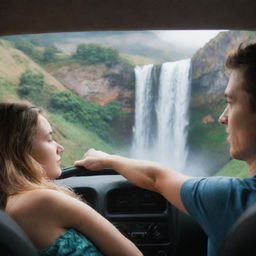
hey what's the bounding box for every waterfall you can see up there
[132,64,154,159]
[131,59,191,172]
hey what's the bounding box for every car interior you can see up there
[1,0,256,255]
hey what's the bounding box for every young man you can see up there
[75,43,256,256]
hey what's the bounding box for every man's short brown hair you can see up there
[226,43,256,111]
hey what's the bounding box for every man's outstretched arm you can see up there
[75,149,190,213]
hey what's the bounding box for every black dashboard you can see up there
[57,173,207,256]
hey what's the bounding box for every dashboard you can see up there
[57,174,207,256]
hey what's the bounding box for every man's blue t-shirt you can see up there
[180,174,256,256]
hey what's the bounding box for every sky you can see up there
[154,30,226,48]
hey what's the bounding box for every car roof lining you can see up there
[1,0,256,36]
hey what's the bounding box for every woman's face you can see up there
[31,114,64,179]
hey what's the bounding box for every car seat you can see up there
[0,209,38,256]
[218,202,256,256]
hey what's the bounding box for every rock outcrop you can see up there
[191,31,256,105]
[45,62,135,112]
[187,31,256,174]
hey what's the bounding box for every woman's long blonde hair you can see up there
[0,100,79,208]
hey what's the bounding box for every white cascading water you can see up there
[132,64,154,158]
[131,59,191,172]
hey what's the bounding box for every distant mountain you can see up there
[4,31,197,63]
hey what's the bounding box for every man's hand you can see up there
[74,148,111,170]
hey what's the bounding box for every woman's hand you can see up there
[74,148,111,170]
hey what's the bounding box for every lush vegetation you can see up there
[48,91,128,144]
[188,102,228,150]
[49,113,115,167]
[15,68,129,147]
[8,28,136,146]
[17,70,44,100]
[0,79,18,100]
[0,76,117,167]
[216,159,249,178]
[3,36,60,64]
[73,43,120,65]
[4,35,135,70]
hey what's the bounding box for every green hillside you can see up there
[0,40,116,167]
[48,114,115,167]
[0,79,116,167]
[216,159,249,178]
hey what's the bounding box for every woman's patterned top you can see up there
[38,229,103,256]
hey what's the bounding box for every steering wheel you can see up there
[58,166,118,179]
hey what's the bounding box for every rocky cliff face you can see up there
[187,31,256,174]
[45,62,135,112]
[191,31,256,105]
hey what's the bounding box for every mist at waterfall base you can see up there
[130,59,225,176]
[131,59,191,173]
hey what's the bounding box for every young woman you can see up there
[0,100,142,256]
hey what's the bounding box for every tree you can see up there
[17,70,44,98]
[42,46,58,63]
[74,43,119,65]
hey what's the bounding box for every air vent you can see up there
[107,187,167,214]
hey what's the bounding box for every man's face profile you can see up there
[219,68,256,165]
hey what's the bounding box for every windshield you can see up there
[0,30,250,177]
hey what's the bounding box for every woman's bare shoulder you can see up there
[24,188,73,204]
[6,188,74,218]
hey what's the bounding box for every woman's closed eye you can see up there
[47,134,54,142]
[226,100,233,106]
